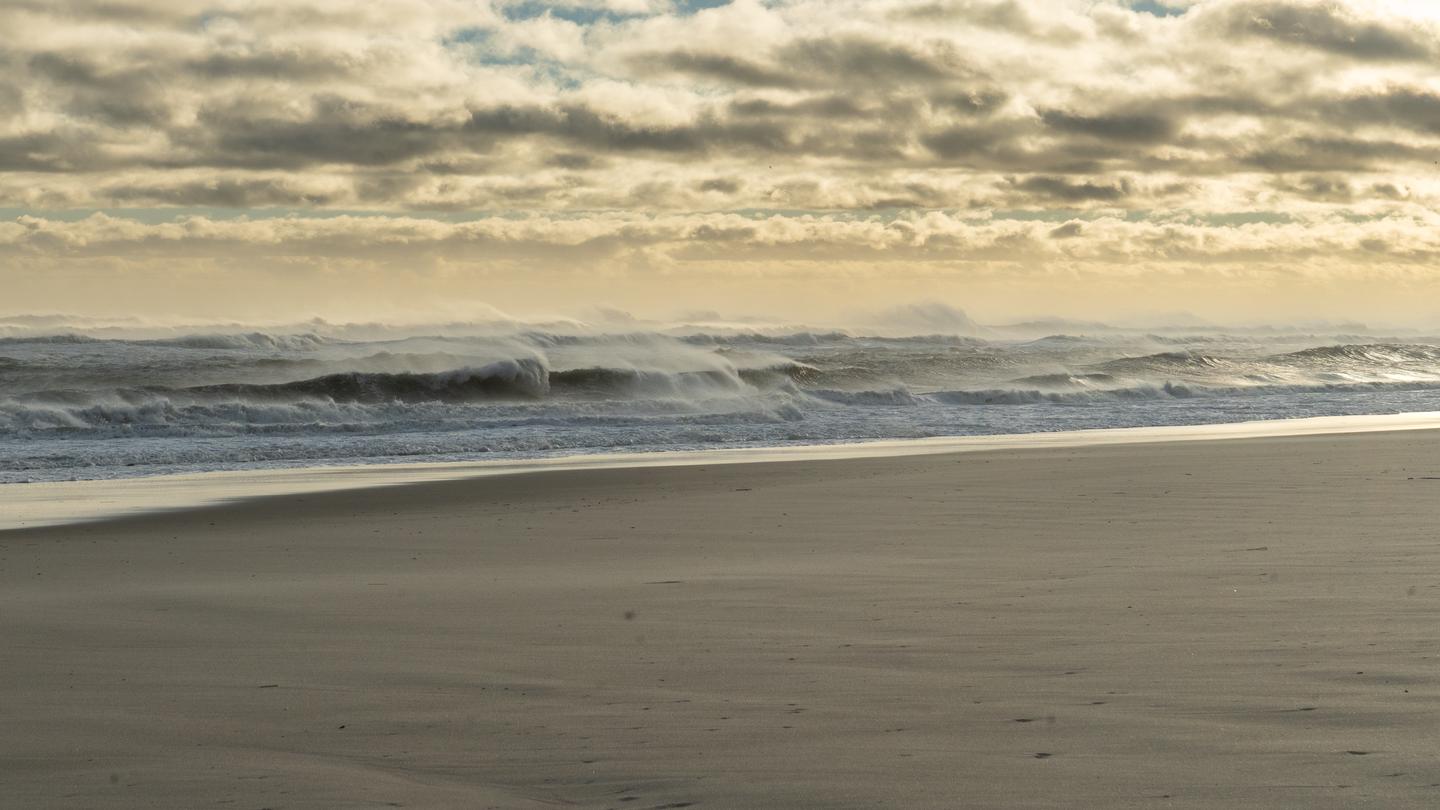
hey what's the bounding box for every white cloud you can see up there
[4,0,1440,319]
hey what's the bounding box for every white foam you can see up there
[4,411,1438,531]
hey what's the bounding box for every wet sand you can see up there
[5,430,1440,808]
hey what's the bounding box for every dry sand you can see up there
[5,430,1440,808]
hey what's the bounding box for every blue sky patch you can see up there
[1129,1,1188,17]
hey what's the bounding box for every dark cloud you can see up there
[1049,221,1084,238]
[1330,88,1440,135]
[184,51,358,81]
[1242,136,1437,172]
[103,178,340,207]
[189,97,465,169]
[636,35,973,90]
[1216,1,1435,62]
[921,125,1003,160]
[1040,109,1177,143]
[1270,174,1354,202]
[892,0,1052,40]
[3,0,187,24]
[1008,175,1132,202]
[1272,174,1412,204]
[865,197,923,209]
[545,152,602,170]
[353,173,428,204]
[930,89,1008,116]
[2,0,1437,216]
[177,97,794,173]
[0,81,22,118]
[1368,182,1410,200]
[0,129,117,172]
[419,156,496,175]
[683,222,760,242]
[793,126,915,162]
[466,104,794,154]
[861,182,956,208]
[776,36,972,84]
[697,177,742,193]
[922,122,1121,174]
[634,51,800,88]
[28,52,169,126]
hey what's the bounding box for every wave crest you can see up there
[1277,343,1440,365]
[152,332,334,351]
[192,359,552,403]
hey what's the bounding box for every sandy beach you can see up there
[5,428,1440,808]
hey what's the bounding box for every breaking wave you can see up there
[1098,351,1232,373]
[927,379,1440,406]
[191,360,551,403]
[0,334,104,345]
[150,332,335,351]
[1275,343,1440,365]
[8,324,1440,481]
[1009,373,1119,388]
[808,388,925,406]
[0,358,809,434]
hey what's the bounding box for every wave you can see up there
[681,331,853,347]
[1008,373,1118,388]
[679,331,989,348]
[1097,351,1232,373]
[10,326,1440,449]
[0,331,335,351]
[807,388,924,406]
[929,379,1440,405]
[246,350,526,377]
[9,373,1440,454]
[3,355,792,417]
[801,378,1440,409]
[189,359,552,403]
[1018,334,1106,348]
[149,332,335,351]
[1274,343,1440,365]
[0,334,104,345]
[790,348,1021,388]
[928,385,1183,405]
[549,366,750,397]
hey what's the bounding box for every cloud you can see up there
[1208,0,1438,62]
[3,0,1440,320]
[1008,175,1134,202]
[1,0,1434,213]
[634,50,802,88]
[1040,109,1177,144]
[10,209,1440,268]
[102,177,344,208]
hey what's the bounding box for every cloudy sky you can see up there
[5,0,1440,324]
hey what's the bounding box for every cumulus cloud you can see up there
[9,209,1440,268]
[1205,0,1438,61]
[4,0,1440,320]
[0,0,1435,212]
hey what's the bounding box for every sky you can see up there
[4,0,1440,326]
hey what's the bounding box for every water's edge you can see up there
[5,411,1439,532]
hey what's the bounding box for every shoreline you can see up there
[4,409,1440,531]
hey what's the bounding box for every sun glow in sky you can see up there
[5,0,1440,325]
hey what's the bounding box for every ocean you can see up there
[5,316,1440,483]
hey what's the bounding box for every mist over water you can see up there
[5,311,1440,483]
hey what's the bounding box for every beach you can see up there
[5,428,1440,808]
